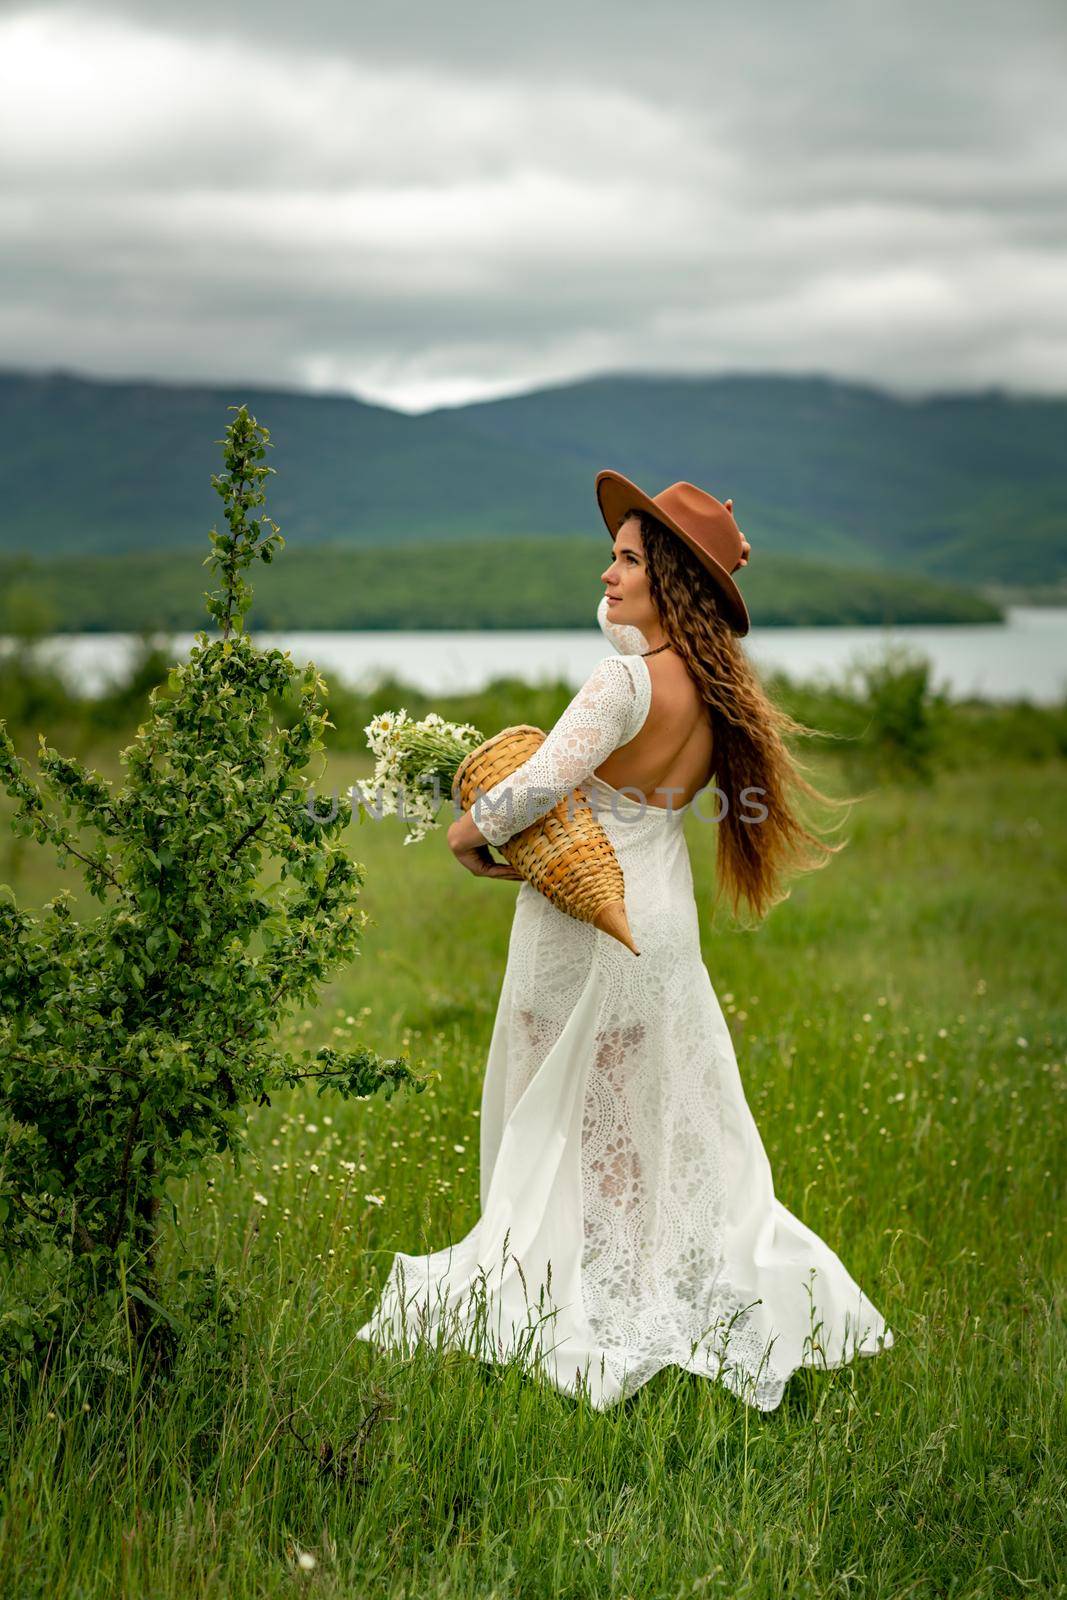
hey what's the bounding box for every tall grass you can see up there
[0,698,1064,1596]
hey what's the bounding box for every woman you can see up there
[356,472,894,1412]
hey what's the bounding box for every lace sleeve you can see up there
[473,654,643,847]
[596,592,651,656]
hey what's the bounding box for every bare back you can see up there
[593,652,714,810]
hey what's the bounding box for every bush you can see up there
[0,405,426,1382]
[845,644,943,783]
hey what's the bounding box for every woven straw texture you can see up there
[452,725,631,938]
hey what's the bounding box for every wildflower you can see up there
[253,1192,269,1207]
[364,1193,385,1206]
[359,706,487,843]
[296,1550,317,1571]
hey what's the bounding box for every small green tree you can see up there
[0,405,424,1378]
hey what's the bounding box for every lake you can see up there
[5,607,1067,705]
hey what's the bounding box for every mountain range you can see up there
[1,365,1064,591]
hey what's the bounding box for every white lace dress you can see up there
[355,598,894,1410]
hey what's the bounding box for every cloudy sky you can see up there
[1,0,1064,412]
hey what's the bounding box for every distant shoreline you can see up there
[0,538,1004,633]
[5,608,1064,705]
[0,616,1015,636]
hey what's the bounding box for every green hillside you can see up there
[446,372,1067,584]
[0,368,590,556]
[0,538,1001,634]
[0,366,1063,587]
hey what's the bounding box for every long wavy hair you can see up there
[627,510,853,924]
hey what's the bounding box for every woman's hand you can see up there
[448,807,524,880]
[725,498,751,567]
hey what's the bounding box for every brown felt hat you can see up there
[594,469,751,637]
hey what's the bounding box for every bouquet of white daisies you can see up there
[353,709,488,845]
[354,706,639,953]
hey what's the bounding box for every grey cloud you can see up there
[0,0,1064,410]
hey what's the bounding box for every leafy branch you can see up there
[0,405,427,1378]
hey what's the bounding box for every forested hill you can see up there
[0,365,1063,587]
[0,539,1001,634]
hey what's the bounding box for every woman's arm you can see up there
[596,592,651,656]
[447,803,523,879]
[454,654,640,857]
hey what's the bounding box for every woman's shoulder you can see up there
[642,648,706,725]
[588,652,652,740]
[589,650,649,692]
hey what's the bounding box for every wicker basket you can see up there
[451,725,639,956]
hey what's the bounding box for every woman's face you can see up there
[601,515,659,634]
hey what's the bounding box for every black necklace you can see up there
[641,642,672,657]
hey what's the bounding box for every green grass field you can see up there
[1,730,1064,1598]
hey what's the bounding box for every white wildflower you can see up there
[358,706,486,842]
